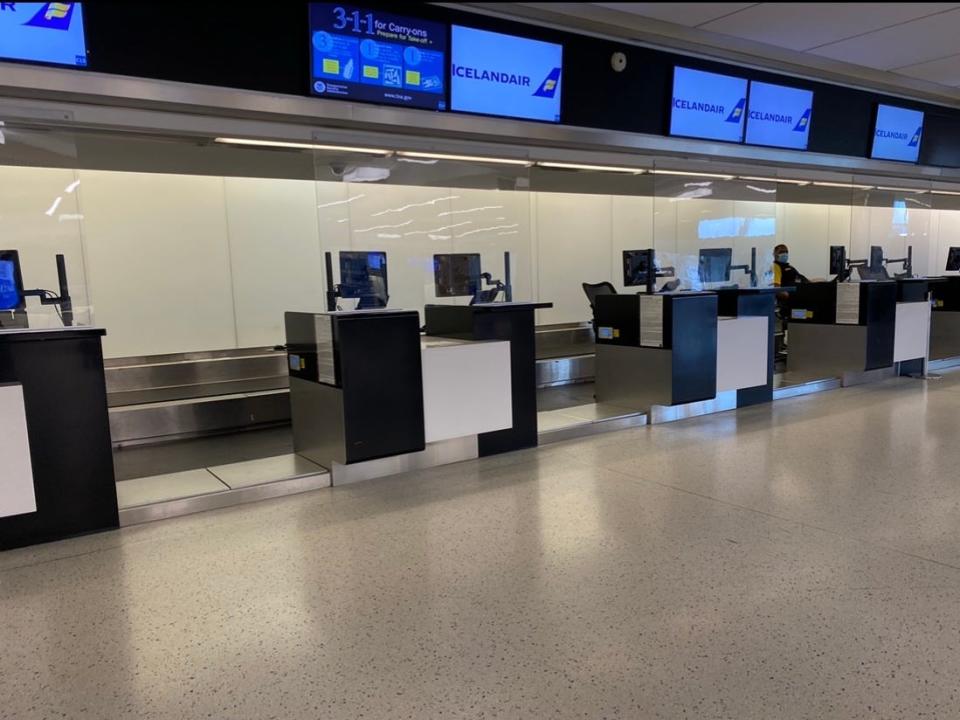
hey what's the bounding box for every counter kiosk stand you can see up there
[714,287,783,407]
[423,302,552,456]
[787,280,897,383]
[930,276,960,362]
[0,328,118,550]
[592,292,719,415]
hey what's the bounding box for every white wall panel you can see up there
[79,170,237,357]
[225,177,324,348]
[534,192,611,324]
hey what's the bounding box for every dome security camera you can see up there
[611,51,627,73]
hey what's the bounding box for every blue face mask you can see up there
[776,253,789,264]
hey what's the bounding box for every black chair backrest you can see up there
[582,281,617,310]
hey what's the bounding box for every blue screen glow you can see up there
[0,2,87,67]
[309,4,446,111]
[0,260,21,310]
[451,25,562,123]
[670,67,747,143]
[871,104,924,163]
[745,81,813,150]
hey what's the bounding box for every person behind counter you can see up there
[772,244,810,289]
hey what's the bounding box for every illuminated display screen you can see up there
[308,3,446,110]
[745,81,813,150]
[450,25,562,123]
[670,67,747,143]
[871,104,924,163]
[0,2,87,67]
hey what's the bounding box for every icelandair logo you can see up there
[533,68,561,98]
[23,2,75,30]
[725,98,745,123]
[876,125,923,146]
[745,107,812,132]
[673,96,747,122]
[452,64,532,88]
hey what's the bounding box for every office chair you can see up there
[582,281,617,336]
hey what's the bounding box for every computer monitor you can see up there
[869,245,885,273]
[434,253,481,297]
[339,251,388,309]
[946,247,960,272]
[699,248,733,283]
[623,249,653,287]
[0,250,25,312]
[829,246,847,276]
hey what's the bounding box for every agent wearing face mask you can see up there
[772,244,809,288]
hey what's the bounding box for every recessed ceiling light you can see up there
[738,176,811,186]
[931,189,960,196]
[396,151,532,166]
[214,137,391,155]
[811,181,875,190]
[652,169,735,180]
[875,186,928,193]
[537,161,646,174]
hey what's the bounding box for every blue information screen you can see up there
[745,81,813,150]
[871,104,924,162]
[450,25,562,123]
[670,67,747,143]
[0,2,87,67]
[0,259,21,310]
[308,4,446,110]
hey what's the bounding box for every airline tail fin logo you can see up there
[25,3,75,30]
[793,108,811,132]
[533,68,561,98]
[725,98,745,123]
[909,126,922,147]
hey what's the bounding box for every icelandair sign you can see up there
[745,82,814,150]
[670,67,747,142]
[450,25,562,123]
[871,104,924,163]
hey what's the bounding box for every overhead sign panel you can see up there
[670,67,747,143]
[308,3,446,110]
[745,81,813,150]
[0,2,87,67]
[450,25,563,123]
[871,104,924,163]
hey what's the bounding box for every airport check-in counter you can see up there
[893,277,938,374]
[592,292,718,413]
[423,301,551,455]
[714,287,779,406]
[285,309,517,484]
[0,328,119,550]
[787,280,897,382]
[931,276,960,361]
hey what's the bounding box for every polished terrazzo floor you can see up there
[6,372,960,718]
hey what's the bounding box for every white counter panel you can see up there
[894,301,931,363]
[421,340,512,444]
[716,316,769,392]
[0,384,36,518]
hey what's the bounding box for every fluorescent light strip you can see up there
[738,176,811,186]
[932,189,960,196]
[652,169,735,180]
[397,151,532,166]
[811,181,875,190]
[214,137,391,155]
[537,161,646,174]
[875,186,928,193]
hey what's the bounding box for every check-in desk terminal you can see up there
[593,292,718,412]
[931,276,960,361]
[787,281,897,381]
[715,287,780,406]
[424,301,551,456]
[286,310,426,468]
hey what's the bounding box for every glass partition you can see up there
[0,119,88,330]
[1,118,960,360]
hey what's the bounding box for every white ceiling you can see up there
[593,3,960,88]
